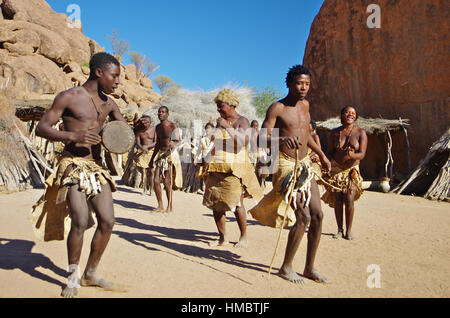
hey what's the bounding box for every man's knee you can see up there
[310,206,323,224]
[99,216,115,232]
[71,218,89,233]
[295,208,311,226]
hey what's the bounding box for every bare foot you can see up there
[345,232,355,240]
[303,269,329,283]
[81,273,115,291]
[279,268,305,284]
[61,285,78,298]
[209,239,229,247]
[234,236,248,248]
[154,206,165,212]
[332,229,344,239]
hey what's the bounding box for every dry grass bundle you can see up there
[393,128,450,201]
[0,93,52,192]
[316,117,410,135]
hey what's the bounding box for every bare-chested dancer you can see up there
[34,52,150,297]
[134,115,156,195]
[149,106,181,212]
[250,65,331,284]
[322,105,367,240]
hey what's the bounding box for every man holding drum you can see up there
[32,52,147,297]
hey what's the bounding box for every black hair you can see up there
[89,52,120,79]
[285,65,311,87]
[205,122,214,129]
[340,105,358,124]
[159,105,169,112]
[250,120,259,126]
[310,119,317,131]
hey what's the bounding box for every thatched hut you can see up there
[0,95,53,192]
[393,128,449,202]
[316,117,411,183]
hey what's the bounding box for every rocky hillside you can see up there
[303,0,449,171]
[0,0,161,112]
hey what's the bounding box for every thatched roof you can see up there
[14,99,53,122]
[316,117,410,135]
[1,95,51,192]
[393,128,450,201]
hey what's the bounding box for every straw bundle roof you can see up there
[1,94,50,192]
[14,99,53,122]
[393,128,450,201]
[316,117,410,135]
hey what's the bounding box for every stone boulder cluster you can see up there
[0,0,161,111]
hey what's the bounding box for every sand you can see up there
[0,179,449,298]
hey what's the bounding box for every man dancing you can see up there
[250,65,331,284]
[31,52,149,297]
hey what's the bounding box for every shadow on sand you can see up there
[113,217,270,284]
[113,199,156,212]
[0,238,66,288]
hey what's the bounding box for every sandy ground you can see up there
[0,178,449,299]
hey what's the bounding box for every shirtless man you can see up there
[149,106,181,212]
[134,115,156,195]
[250,65,331,284]
[323,105,367,240]
[35,52,149,297]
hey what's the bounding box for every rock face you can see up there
[0,0,161,110]
[303,0,449,174]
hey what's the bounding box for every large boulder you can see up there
[0,20,71,64]
[303,0,450,173]
[1,0,103,64]
[0,0,161,111]
[0,53,72,99]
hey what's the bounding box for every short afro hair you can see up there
[159,105,169,112]
[285,65,311,87]
[340,105,359,124]
[89,52,120,78]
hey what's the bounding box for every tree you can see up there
[153,75,181,97]
[128,51,160,80]
[253,87,281,118]
[105,29,130,62]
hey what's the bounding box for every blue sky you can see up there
[47,0,324,95]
